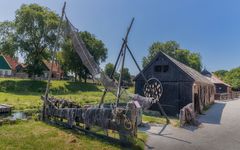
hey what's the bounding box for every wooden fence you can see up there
[214,91,240,100]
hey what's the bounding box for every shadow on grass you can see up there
[42,121,144,150]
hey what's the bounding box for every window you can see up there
[163,65,169,72]
[154,65,162,72]
[154,65,169,73]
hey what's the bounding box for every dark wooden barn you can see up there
[134,52,215,116]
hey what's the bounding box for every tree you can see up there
[0,4,61,77]
[60,31,108,82]
[224,67,240,90]
[142,41,179,67]
[143,41,202,72]
[104,63,121,79]
[0,21,17,56]
[121,68,132,85]
[213,70,228,80]
[104,63,132,85]
[104,63,114,77]
[174,49,202,72]
[15,4,61,77]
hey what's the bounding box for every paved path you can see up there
[141,99,240,150]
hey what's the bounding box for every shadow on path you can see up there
[198,102,226,125]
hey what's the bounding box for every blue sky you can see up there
[0,0,240,75]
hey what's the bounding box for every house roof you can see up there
[135,51,213,85]
[4,55,19,71]
[201,69,231,87]
[0,55,12,70]
[43,60,63,73]
[205,75,231,87]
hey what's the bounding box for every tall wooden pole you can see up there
[116,18,134,106]
[42,2,66,120]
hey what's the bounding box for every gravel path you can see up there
[141,99,240,150]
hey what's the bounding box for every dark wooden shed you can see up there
[134,52,215,116]
[201,69,231,94]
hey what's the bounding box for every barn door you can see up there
[194,93,200,113]
[159,82,179,116]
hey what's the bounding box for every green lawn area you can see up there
[0,78,147,149]
[0,78,117,110]
[142,114,180,127]
[0,120,120,150]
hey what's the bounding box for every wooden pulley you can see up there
[143,78,163,101]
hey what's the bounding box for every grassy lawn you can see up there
[0,120,120,150]
[0,78,147,149]
[0,78,117,110]
[142,114,180,127]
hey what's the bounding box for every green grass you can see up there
[0,78,146,149]
[0,121,120,150]
[0,78,118,110]
[142,114,180,127]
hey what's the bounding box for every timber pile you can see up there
[0,104,12,113]
[179,103,199,127]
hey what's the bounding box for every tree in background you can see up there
[104,63,132,85]
[214,67,240,90]
[121,68,132,85]
[225,67,240,90]
[104,63,119,79]
[142,41,202,72]
[0,4,60,77]
[213,70,228,80]
[0,21,17,57]
[60,31,107,82]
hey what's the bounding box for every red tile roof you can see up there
[43,60,63,74]
[3,55,19,71]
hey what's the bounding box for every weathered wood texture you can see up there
[215,91,240,100]
[135,52,215,116]
[41,96,139,140]
[0,104,12,113]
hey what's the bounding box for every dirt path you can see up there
[141,99,240,150]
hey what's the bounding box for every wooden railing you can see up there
[215,92,240,100]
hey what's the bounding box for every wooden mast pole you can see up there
[42,2,66,120]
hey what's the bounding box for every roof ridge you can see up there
[161,52,212,84]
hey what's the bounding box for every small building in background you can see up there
[0,54,28,78]
[201,69,232,100]
[134,52,215,116]
[43,60,63,80]
[0,55,12,76]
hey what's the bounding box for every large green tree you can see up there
[223,67,240,90]
[0,4,60,77]
[104,63,132,85]
[213,70,228,80]
[142,41,202,72]
[60,31,107,82]
[104,63,119,79]
[0,21,17,56]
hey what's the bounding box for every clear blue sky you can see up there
[0,0,240,75]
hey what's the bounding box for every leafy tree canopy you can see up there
[143,41,202,72]
[213,70,228,80]
[60,31,108,82]
[0,4,60,76]
[214,67,240,90]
